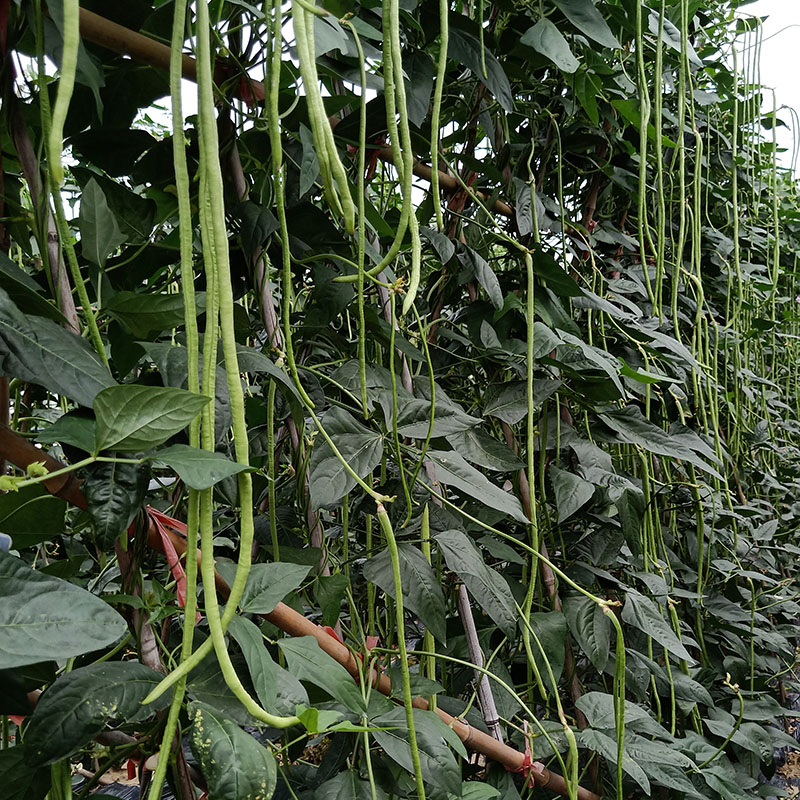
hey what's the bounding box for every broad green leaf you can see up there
[105,291,207,338]
[25,662,170,765]
[447,27,514,112]
[314,573,350,627]
[36,414,96,453]
[239,562,311,614]
[461,784,501,800]
[0,287,115,407]
[484,380,561,425]
[227,615,277,712]
[446,428,524,472]
[150,444,251,490]
[532,248,584,297]
[404,50,436,128]
[521,19,579,73]
[278,636,367,714]
[315,771,389,800]
[420,227,456,264]
[79,178,125,266]
[576,691,665,739]
[458,248,503,310]
[0,253,65,323]
[46,3,104,113]
[309,407,383,508]
[84,460,149,548]
[234,346,302,401]
[363,543,447,643]
[559,331,626,397]
[235,202,280,255]
[532,321,564,359]
[0,551,126,669]
[186,648,259,726]
[563,595,610,671]
[549,466,595,522]
[623,732,695,770]
[94,385,210,452]
[371,706,465,798]
[529,611,568,684]
[427,450,528,523]
[702,766,755,800]
[597,406,722,479]
[553,0,621,49]
[314,12,349,55]
[577,728,650,794]
[621,590,695,663]
[389,394,482,439]
[0,484,67,549]
[189,702,277,800]
[648,9,702,67]
[299,123,320,198]
[435,529,517,637]
[0,747,50,800]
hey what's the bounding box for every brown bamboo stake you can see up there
[72,9,512,218]
[0,424,601,800]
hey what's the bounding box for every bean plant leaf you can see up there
[309,407,383,508]
[648,9,702,67]
[549,466,595,522]
[446,428,524,472]
[278,636,367,714]
[189,702,277,800]
[150,444,251,490]
[239,562,311,614]
[577,728,650,794]
[484,380,561,424]
[25,662,170,765]
[0,484,67,549]
[79,178,126,266]
[0,287,115,407]
[521,19,580,74]
[105,291,207,338]
[458,248,503,309]
[0,253,65,323]
[363,543,447,643]
[227,615,277,712]
[371,706,465,798]
[84,460,149,548]
[0,551,126,669]
[447,27,514,112]
[435,529,517,637]
[316,771,389,800]
[427,450,528,523]
[598,406,722,478]
[36,414,97,453]
[622,590,695,663]
[0,747,50,800]
[553,0,621,49]
[94,385,210,452]
[563,595,610,671]
[299,123,320,198]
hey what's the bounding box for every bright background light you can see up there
[738,0,800,170]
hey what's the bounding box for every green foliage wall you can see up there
[2,0,800,799]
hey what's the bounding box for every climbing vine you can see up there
[1,1,800,799]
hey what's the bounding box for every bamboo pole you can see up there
[73,9,513,218]
[0,424,601,800]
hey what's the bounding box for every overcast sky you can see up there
[737,0,800,170]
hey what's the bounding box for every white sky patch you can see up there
[737,0,800,171]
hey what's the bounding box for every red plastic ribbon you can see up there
[146,507,201,624]
[505,721,543,787]
[127,759,138,780]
